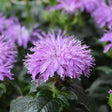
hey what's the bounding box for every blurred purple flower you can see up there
[0,13,30,48]
[47,0,105,15]
[100,30,112,53]
[82,0,104,14]
[92,3,112,28]
[0,14,6,32]
[0,35,17,80]
[52,0,83,14]
[32,24,42,41]
[4,24,30,48]
[4,16,19,28]
[109,90,112,94]
[24,30,94,84]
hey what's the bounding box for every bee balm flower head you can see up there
[25,30,94,84]
[100,30,112,53]
[0,35,17,80]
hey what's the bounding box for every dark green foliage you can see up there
[10,96,61,112]
[10,79,96,112]
[0,0,112,112]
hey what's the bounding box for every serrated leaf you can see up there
[36,83,51,92]
[36,90,52,97]
[10,95,61,112]
[55,94,70,111]
[67,91,78,101]
[36,96,61,112]
[30,79,44,93]
[10,96,33,112]
[67,84,95,112]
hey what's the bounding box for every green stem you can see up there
[26,0,32,23]
[50,81,59,98]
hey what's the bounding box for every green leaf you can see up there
[55,94,70,111]
[71,9,85,25]
[30,79,44,93]
[36,96,61,112]
[67,91,78,101]
[43,11,51,21]
[36,83,51,92]
[0,83,6,93]
[41,0,57,5]
[67,84,95,112]
[10,95,61,112]
[0,0,11,12]
[10,96,33,112]
[36,90,52,97]
[96,66,112,74]
[87,75,112,101]
[49,0,57,5]
[0,83,7,97]
[108,93,112,109]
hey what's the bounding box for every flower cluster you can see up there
[25,30,94,83]
[32,24,42,41]
[100,30,112,53]
[4,24,30,48]
[48,0,104,14]
[93,3,112,28]
[92,1,112,52]
[47,0,112,53]
[0,35,17,80]
[82,0,104,14]
[109,90,112,94]
[54,0,83,14]
[0,14,30,48]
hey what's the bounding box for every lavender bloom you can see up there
[100,31,112,53]
[0,14,19,32]
[32,24,42,41]
[0,14,6,32]
[0,35,17,80]
[4,16,19,29]
[82,0,104,14]
[53,0,83,14]
[4,24,30,48]
[92,3,112,28]
[0,14,30,48]
[109,90,112,94]
[25,30,94,83]
[48,0,104,15]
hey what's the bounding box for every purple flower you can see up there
[100,30,112,53]
[4,24,30,48]
[4,16,19,29]
[92,3,112,28]
[0,14,6,32]
[53,0,83,14]
[82,0,104,14]
[48,0,105,15]
[109,90,112,94]
[0,13,30,48]
[0,35,17,80]
[0,14,19,32]
[32,24,42,41]
[24,30,94,84]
